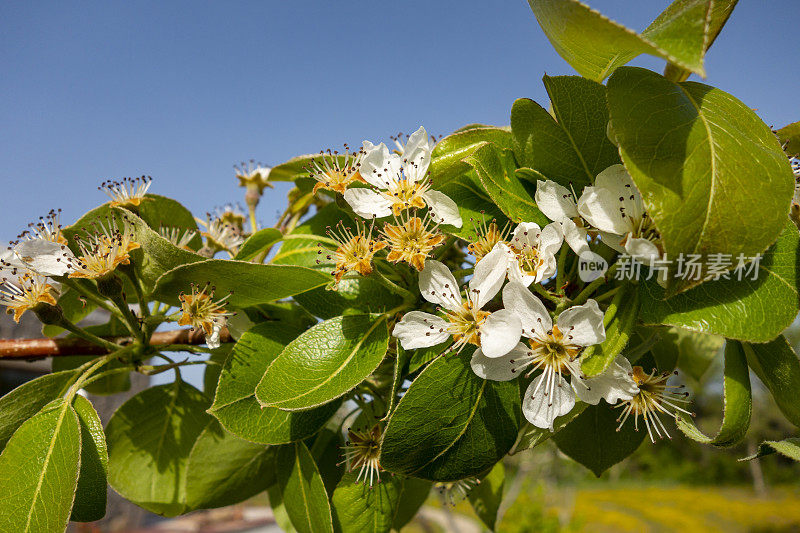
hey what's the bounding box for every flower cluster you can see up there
[389,159,688,439]
[311,126,463,284]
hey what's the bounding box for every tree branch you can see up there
[0,328,232,360]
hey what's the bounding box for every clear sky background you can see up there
[1,1,797,243]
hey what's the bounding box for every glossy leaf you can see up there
[607,66,794,294]
[294,279,403,320]
[581,283,639,377]
[649,326,724,381]
[743,336,800,428]
[638,224,799,342]
[542,75,621,177]
[234,228,283,261]
[439,173,511,241]
[331,472,402,533]
[430,126,513,187]
[0,399,81,533]
[271,203,348,267]
[741,438,800,462]
[257,314,389,410]
[185,420,277,510]
[106,382,212,516]
[0,369,76,450]
[777,121,800,157]
[527,0,708,81]
[276,442,334,533]
[309,424,345,497]
[464,143,548,225]
[210,322,339,444]
[553,402,645,476]
[663,0,738,82]
[469,461,505,531]
[381,350,521,481]
[392,477,432,530]
[677,341,751,446]
[510,98,593,187]
[71,395,108,522]
[268,484,298,533]
[137,194,203,249]
[152,259,331,308]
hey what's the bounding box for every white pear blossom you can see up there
[496,221,563,286]
[343,126,462,228]
[392,247,520,358]
[470,282,636,430]
[535,179,592,255]
[577,165,662,265]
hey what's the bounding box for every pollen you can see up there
[443,301,490,351]
[308,146,366,195]
[67,217,141,280]
[0,271,59,323]
[616,366,693,443]
[467,216,511,262]
[383,177,430,216]
[339,424,384,487]
[177,282,233,339]
[99,176,152,208]
[381,210,445,271]
[16,209,68,245]
[319,219,386,283]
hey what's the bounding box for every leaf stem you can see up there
[571,263,619,306]
[532,283,564,306]
[555,244,569,295]
[56,319,122,352]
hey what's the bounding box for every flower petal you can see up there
[392,311,450,350]
[577,185,631,235]
[573,356,639,405]
[535,180,578,222]
[562,219,590,255]
[419,260,462,311]
[360,142,401,188]
[423,190,462,228]
[511,222,542,250]
[468,244,508,309]
[625,237,661,266]
[522,374,575,430]
[502,282,552,340]
[556,299,606,346]
[13,239,75,277]
[343,188,393,219]
[470,342,527,381]
[479,309,522,358]
[595,164,645,221]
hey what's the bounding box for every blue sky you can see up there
[1,1,797,243]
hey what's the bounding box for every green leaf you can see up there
[331,472,402,533]
[381,350,521,481]
[209,321,339,444]
[777,121,800,157]
[510,403,588,455]
[106,382,211,516]
[272,203,347,267]
[392,477,432,530]
[309,424,345,497]
[468,461,505,531]
[542,75,621,177]
[256,314,390,410]
[663,0,739,82]
[53,356,131,396]
[527,0,709,81]
[647,326,724,381]
[510,98,593,187]
[553,402,645,476]
[234,228,283,261]
[268,484,298,533]
[740,438,800,462]
[71,395,108,522]
[185,420,277,510]
[276,442,334,533]
[0,369,76,450]
[607,66,795,295]
[295,279,403,320]
[227,301,317,338]
[152,259,331,308]
[581,283,639,377]
[268,153,348,182]
[430,126,513,187]
[464,143,547,225]
[676,341,751,446]
[0,399,81,533]
[203,344,233,397]
[743,336,800,428]
[439,173,511,241]
[136,193,203,250]
[407,343,447,374]
[638,224,800,342]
